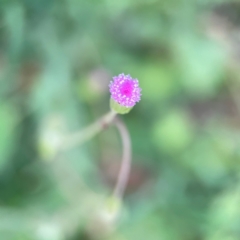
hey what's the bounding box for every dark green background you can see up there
[0,0,240,239]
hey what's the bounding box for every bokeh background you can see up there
[1,0,240,239]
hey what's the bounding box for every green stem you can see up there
[113,117,131,199]
[61,111,116,151]
[56,110,131,199]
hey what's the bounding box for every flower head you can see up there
[109,73,141,108]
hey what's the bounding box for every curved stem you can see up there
[53,110,131,200]
[61,111,116,151]
[113,117,132,199]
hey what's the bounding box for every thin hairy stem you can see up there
[113,117,132,199]
[61,111,116,151]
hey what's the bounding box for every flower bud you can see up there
[109,73,141,114]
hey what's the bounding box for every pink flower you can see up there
[109,74,141,108]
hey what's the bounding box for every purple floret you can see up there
[109,73,142,108]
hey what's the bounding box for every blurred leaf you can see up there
[4,2,25,59]
[174,34,226,97]
[206,186,240,240]
[0,103,18,168]
[139,62,178,101]
[152,109,194,153]
[182,138,228,186]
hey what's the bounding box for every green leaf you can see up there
[0,103,18,169]
[152,110,194,153]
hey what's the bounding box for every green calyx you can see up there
[110,98,133,114]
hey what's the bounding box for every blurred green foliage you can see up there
[0,0,240,239]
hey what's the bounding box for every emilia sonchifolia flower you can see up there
[109,73,142,114]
